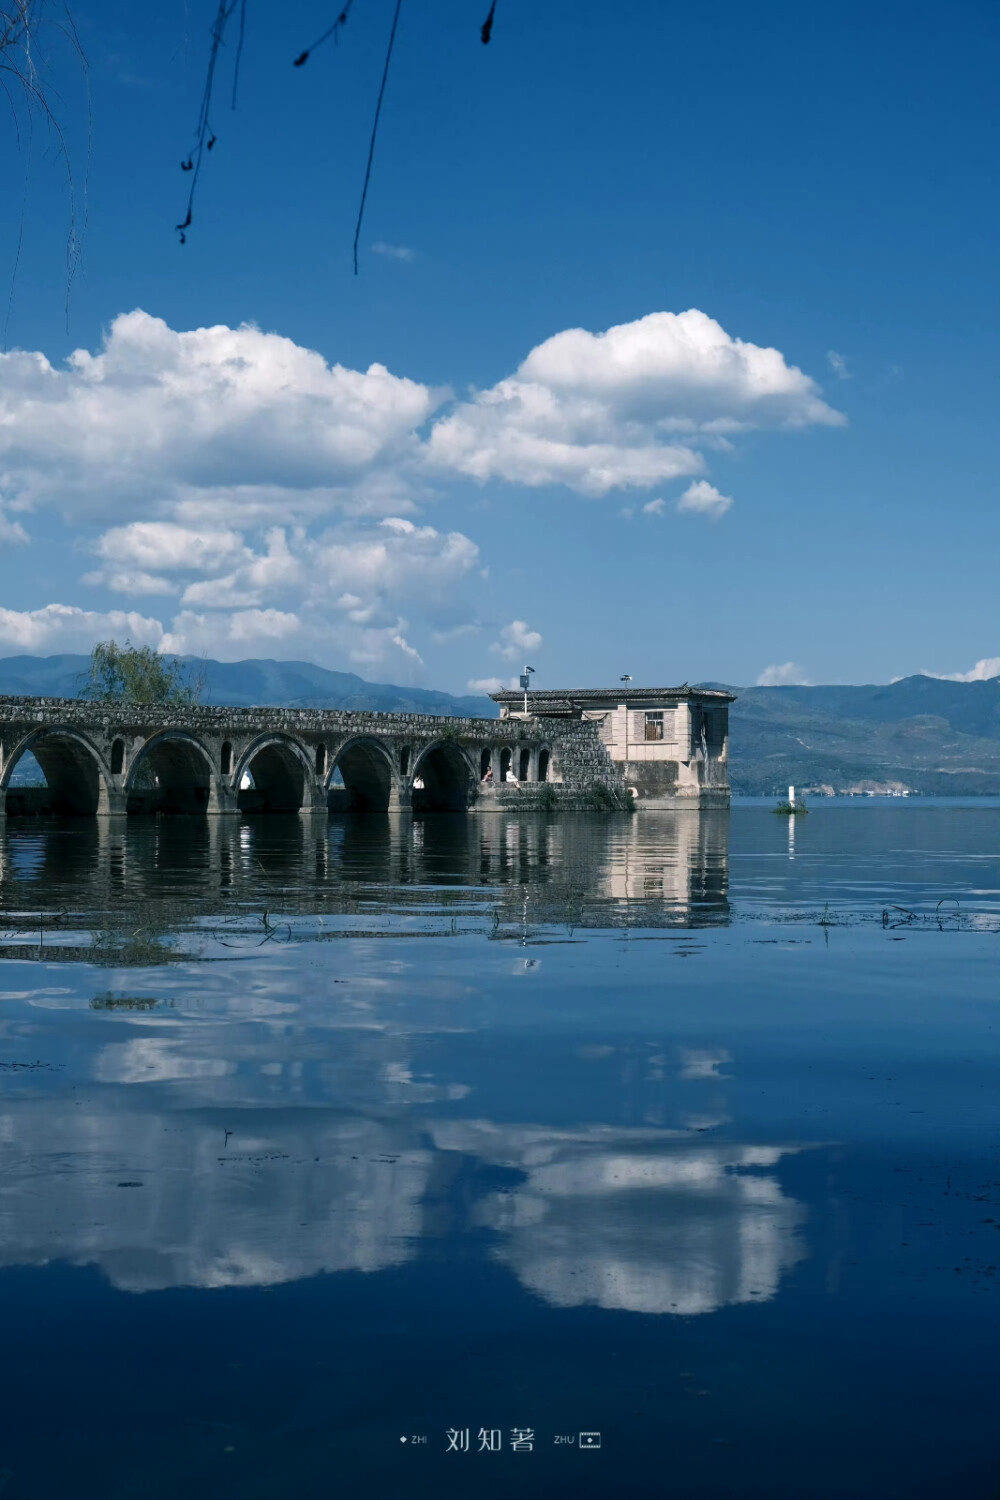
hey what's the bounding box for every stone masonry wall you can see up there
[0,696,628,815]
[0,697,534,739]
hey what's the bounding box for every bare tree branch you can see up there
[1,0,89,337]
[352,0,403,274]
[2,3,493,271]
[176,0,241,242]
[292,0,356,68]
[481,2,496,45]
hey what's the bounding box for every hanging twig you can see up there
[353,0,403,274]
[481,1,496,45]
[293,0,357,67]
[179,0,492,258]
[176,0,241,243]
[181,1,362,242]
[1,1,89,330]
[230,0,247,108]
[3,134,29,350]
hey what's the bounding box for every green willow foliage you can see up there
[80,641,199,705]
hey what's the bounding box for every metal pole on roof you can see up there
[620,675,631,761]
[521,665,535,715]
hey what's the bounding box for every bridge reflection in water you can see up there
[0,809,816,1324]
[0,808,729,932]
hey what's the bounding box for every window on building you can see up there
[645,712,664,742]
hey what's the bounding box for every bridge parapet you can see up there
[0,696,627,818]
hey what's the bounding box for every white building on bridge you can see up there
[490,685,734,808]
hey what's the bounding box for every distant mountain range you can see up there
[714,676,999,795]
[1,655,996,795]
[0,654,496,719]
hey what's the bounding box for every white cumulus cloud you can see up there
[372,241,416,263]
[0,605,164,654]
[491,619,542,662]
[0,308,845,669]
[95,522,246,574]
[0,511,481,669]
[151,519,478,666]
[676,480,733,519]
[756,662,812,687]
[431,623,481,645]
[391,633,423,664]
[0,505,28,544]
[426,308,843,497]
[922,657,1000,683]
[467,676,514,694]
[0,310,439,528]
[178,527,304,609]
[316,517,479,608]
[82,570,178,597]
[159,608,302,656]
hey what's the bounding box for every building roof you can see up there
[490,685,737,711]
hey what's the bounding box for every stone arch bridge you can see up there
[0,698,627,818]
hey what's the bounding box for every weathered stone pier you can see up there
[0,697,628,818]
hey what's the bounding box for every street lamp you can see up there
[520,665,535,714]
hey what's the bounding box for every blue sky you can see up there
[0,0,996,691]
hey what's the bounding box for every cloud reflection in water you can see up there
[434,1121,810,1315]
[0,809,809,1315]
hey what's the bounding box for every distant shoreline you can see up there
[730,794,999,808]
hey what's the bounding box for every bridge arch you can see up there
[125,730,215,815]
[233,733,314,813]
[0,727,110,815]
[411,739,475,812]
[328,736,398,812]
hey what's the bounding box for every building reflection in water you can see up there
[0,809,812,1315]
[0,806,729,935]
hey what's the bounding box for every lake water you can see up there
[0,803,997,1499]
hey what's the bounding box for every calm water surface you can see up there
[0,804,997,1499]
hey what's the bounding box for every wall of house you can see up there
[585,700,730,808]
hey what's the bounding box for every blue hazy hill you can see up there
[732,676,998,739]
[0,655,498,718]
[696,675,999,794]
